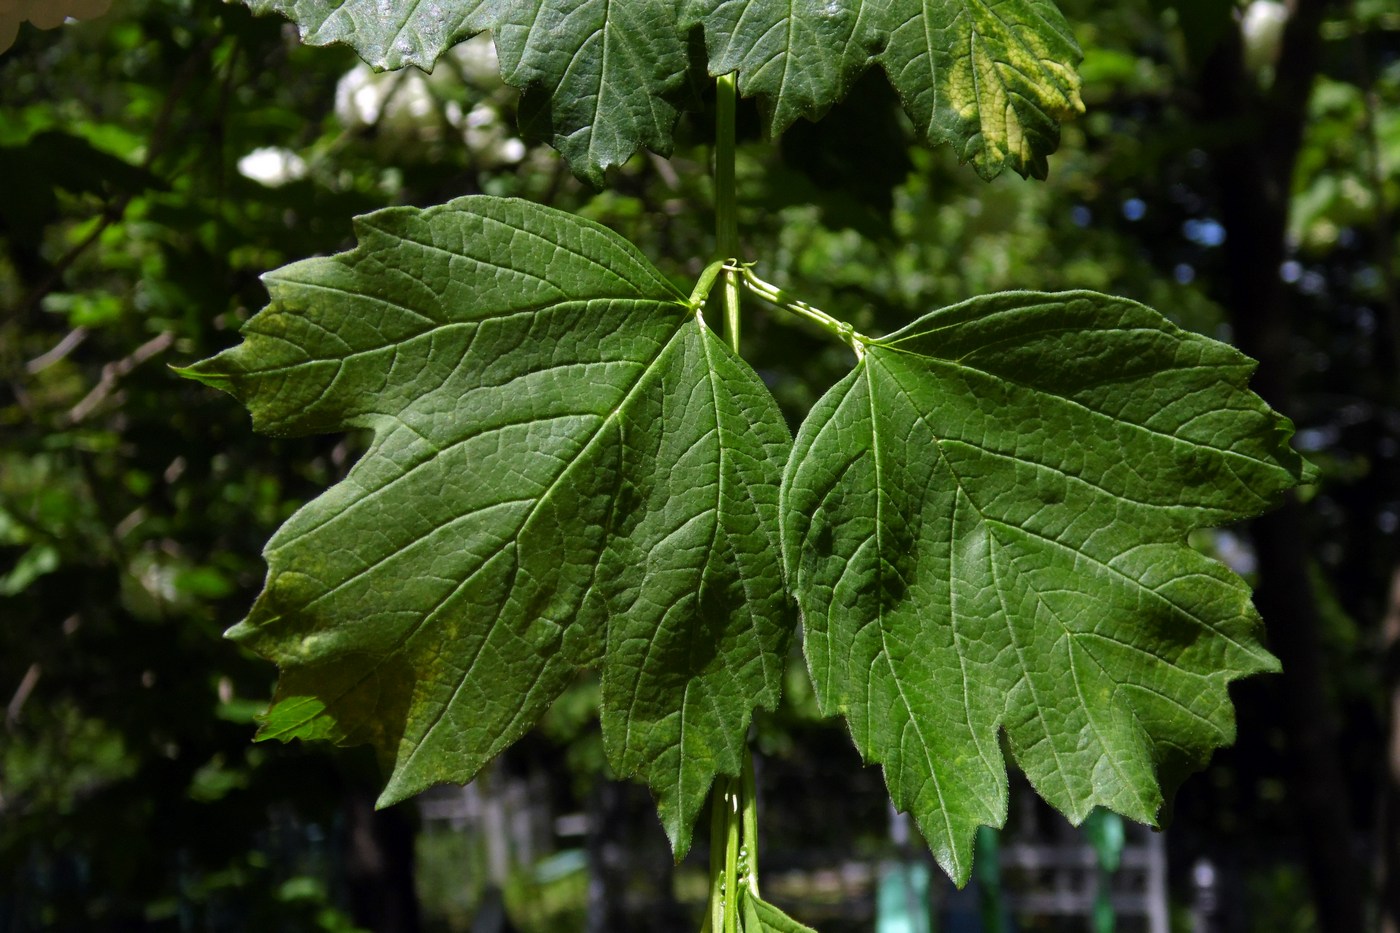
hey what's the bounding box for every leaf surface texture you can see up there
[242,0,1083,180]
[184,196,793,854]
[782,291,1309,883]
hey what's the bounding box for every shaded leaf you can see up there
[689,0,1083,178]
[501,1,691,185]
[240,0,493,71]
[181,196,792,854]
[243,0,1083,182]
[690,0,883,134]
[241,0,691,185]
[782,291,1309,883]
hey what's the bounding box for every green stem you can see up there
[704,784,728,933]
[688,258,728,312]
[740,267,868,359]
[716,73,739,260]
[703,73,750,933]
[724,777,743,933]
[715,72,742,355]
[702,776,745,933]
[741,750,760,898]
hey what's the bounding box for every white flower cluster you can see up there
[332,34,527,167]
[1,0,111,53]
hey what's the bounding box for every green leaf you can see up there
[782,291,1309,885]
[239,0,493,71]
[182,196,793,855]
[592,294,795,853]
[690,0,883,134]
[689,0,1083,178]
[245,0,1083,183]
[500,1,692,186]
[876,0,1084,180]
[241,0,692,185]
[742,890,819,933]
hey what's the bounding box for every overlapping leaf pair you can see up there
[243,0,1084,182]
[184,196,1310,882]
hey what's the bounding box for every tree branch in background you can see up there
[1201,2,1369,931]
[15,35,219,321]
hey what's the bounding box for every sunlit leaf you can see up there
[182,196,793,854]
[783,291,1309,883]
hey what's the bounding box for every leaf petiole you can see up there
[739,267,867,359]
[741,749,759,897]
[724,777,742,933]
[715,72,743,356]
[688,258,730,312]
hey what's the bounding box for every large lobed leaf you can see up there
[693,0,1084,179]
[240,0,1083,181]
[782,291,1311,884]
[181,196,794,854]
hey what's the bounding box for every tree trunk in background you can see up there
[1198,3,1368,932]
[345,785,422,933]
[585,780,630,933]
[585,779,691,933]
[1382,567,1400,933]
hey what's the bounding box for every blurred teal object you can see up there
[975,825,1011,933]
[1084,809,1126,933]
[877,860,932,933]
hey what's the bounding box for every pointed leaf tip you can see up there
[250,0,1087,184]
[785,290,1301,880]
[208,195,793,854]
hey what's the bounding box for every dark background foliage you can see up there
[2,1,1397,930]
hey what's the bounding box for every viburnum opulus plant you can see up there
[180,2,1313,929]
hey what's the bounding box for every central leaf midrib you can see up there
[863,357,962,878]
[875,347,1282,481]
[241,297,673,384]
[262,311,696,739]
[616,321,730,766]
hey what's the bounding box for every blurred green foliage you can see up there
[2,0,1397,930]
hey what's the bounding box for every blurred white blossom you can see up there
[332,34,525,167]
[237,147,308,187]
[1241,0,1289,79]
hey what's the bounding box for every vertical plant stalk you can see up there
[715,72,742,355]
[741,751,760,898]
[702,71,758,933]
[703,776,745,933]
[724,779,743,933]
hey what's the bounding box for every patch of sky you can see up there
[1182,217,1226,247]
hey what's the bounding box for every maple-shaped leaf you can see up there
[687,0,1082,178]
[240,0,692,185]
[180,196,793,854]
[242,0,1081,183]
[689,0,884,134]
[782,291,1310,884]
